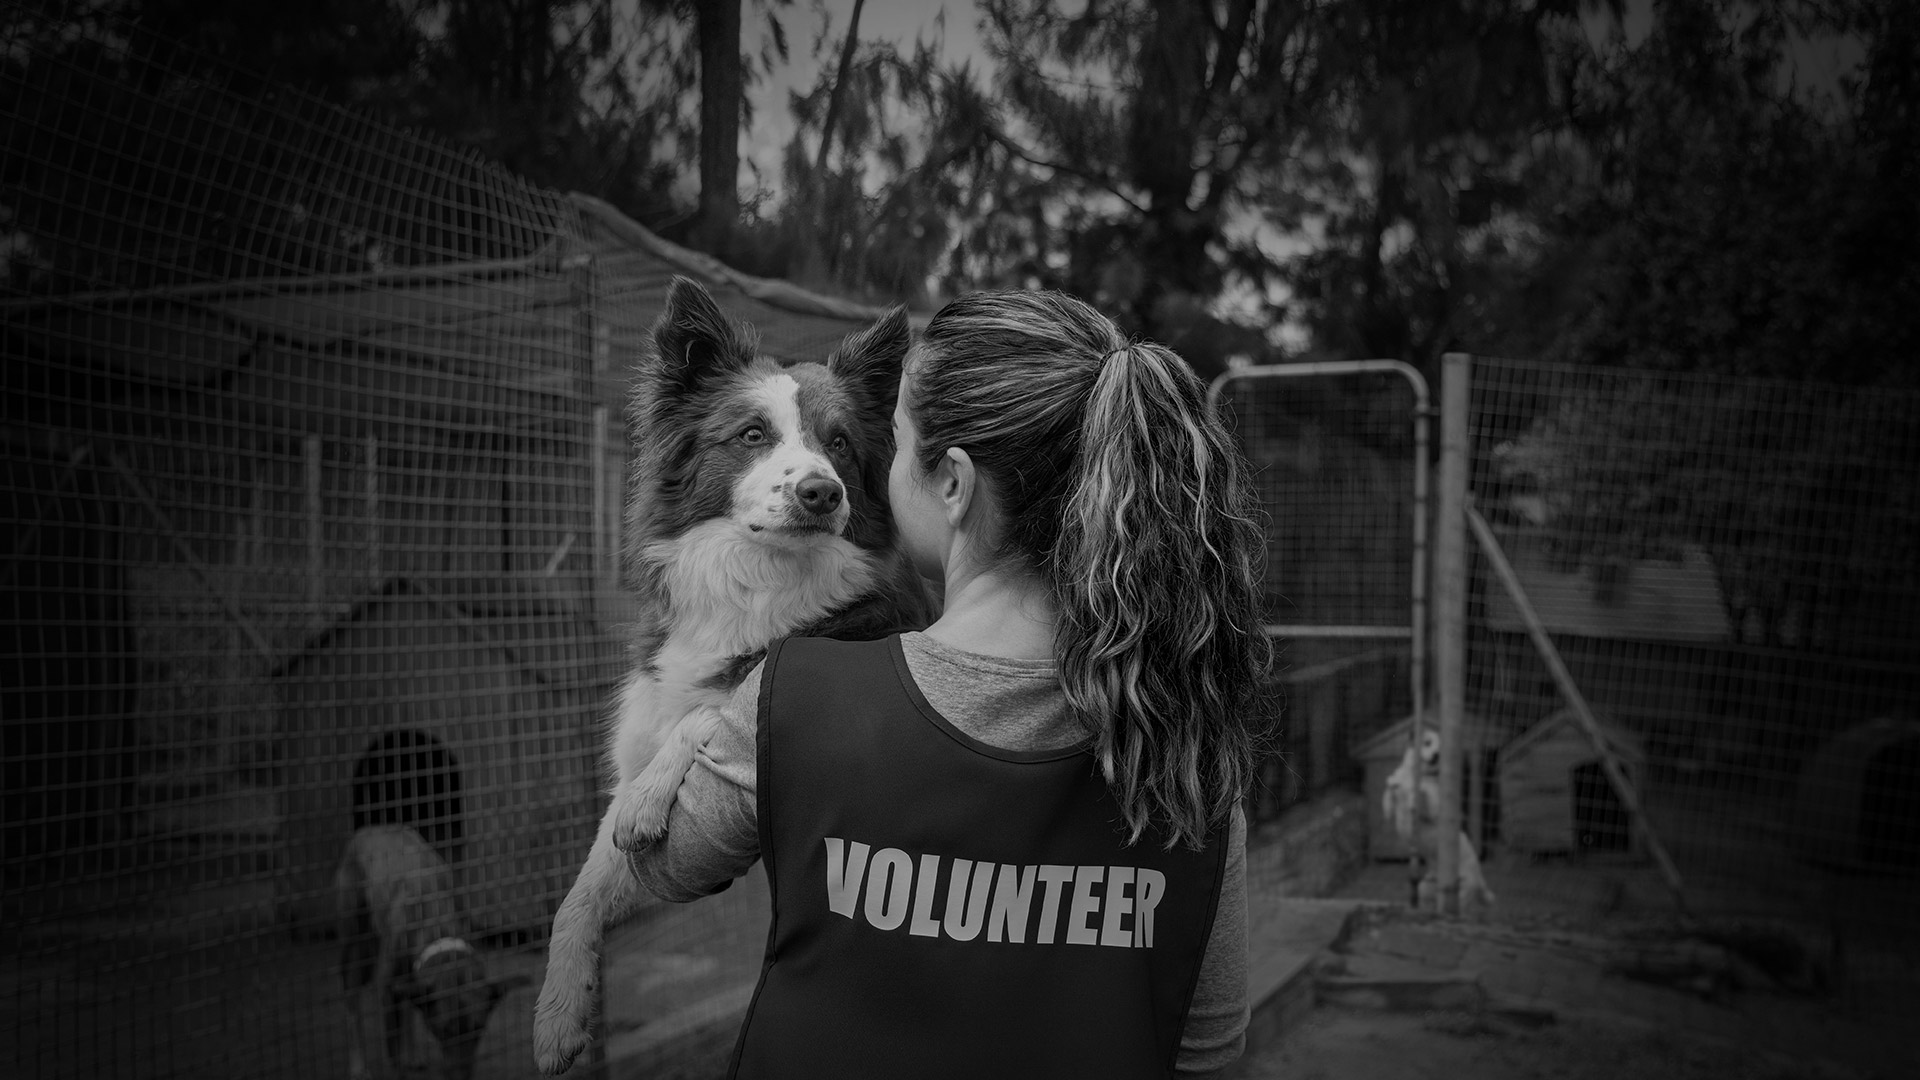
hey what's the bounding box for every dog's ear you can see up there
[650,276,755,394]
[827,305,911,416]
[489,971,535,1007]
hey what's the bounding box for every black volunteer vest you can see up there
[730,635,1227,1080]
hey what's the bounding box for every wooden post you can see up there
[1432,352,1472,915]
[1466,500,1688,911]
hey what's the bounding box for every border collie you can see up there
[533,277,931,1073]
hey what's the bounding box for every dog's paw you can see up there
[610,776,673,852]
[532,990,593,1075]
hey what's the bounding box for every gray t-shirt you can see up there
[628,631,1249,1074]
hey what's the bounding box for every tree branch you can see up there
[989,130,1148,214]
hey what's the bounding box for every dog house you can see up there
[276,577,618,936]
[1497,707,1645,858]
[1355,712,1505,860]
[1792,717,1920,872]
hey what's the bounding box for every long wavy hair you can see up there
[906,290,1271,850]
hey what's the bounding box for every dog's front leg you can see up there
[383,986,410,1078]
[610,704,726,851]
[343,987,373,1080]
[334,856,379,1080]
[533,805,654,1074]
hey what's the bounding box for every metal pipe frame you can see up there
[1209,360,1434,738]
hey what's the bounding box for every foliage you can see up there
[0,3,560,294]
[770,1,1634,378]
[769,0,1359,374]
[1273,0,1621,378]
[391,0,698,227]
[1496,0,1913,387]
[766,0,1913,391]
[775,28,981,305]
[92,0,799,239]
[1492,374,1920,655]
[128,0,427,100]
[1469,1,1920,660]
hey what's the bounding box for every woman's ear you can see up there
[938,446,978,528]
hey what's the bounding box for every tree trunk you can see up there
[694,0,742,259]
[816,0,866,178]
[1127,0,1213,335]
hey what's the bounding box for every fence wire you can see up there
[1465,355,1920,986]
[0,8,892,1078]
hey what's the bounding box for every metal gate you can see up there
[1209,361,1430,819]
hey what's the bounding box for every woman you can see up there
[630,289,1271,1078]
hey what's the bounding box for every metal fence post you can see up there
[1433,352,1472,915]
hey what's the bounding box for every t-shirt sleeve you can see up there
[1175,806,1249,1074]
[624,664,763,902]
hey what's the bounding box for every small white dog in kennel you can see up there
[1382,727,1496,911]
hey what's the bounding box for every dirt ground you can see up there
[1242,1005,1866,1080]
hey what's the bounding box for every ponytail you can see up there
[911,293,1270,850]
[1057,343,1269,848]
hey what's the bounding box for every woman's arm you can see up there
[624,666,764,901]
[1176,806,1250,1074]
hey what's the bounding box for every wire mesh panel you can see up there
[1466,357,1920,988]
[1215,365,1423,829]
[0,9,621,1079]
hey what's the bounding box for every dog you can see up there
[1382,727,1497,911]
[333,824,531,1080]
[532,277,933,1074]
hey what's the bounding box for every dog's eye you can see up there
[829,435,849,455]
[738,426,766,445]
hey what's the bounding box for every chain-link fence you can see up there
[0,7,901,1078]
[1464,357,1920,940]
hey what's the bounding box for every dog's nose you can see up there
[795,475,843,516]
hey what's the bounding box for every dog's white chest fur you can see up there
[609,518,880,785]
[651,518,880,662]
